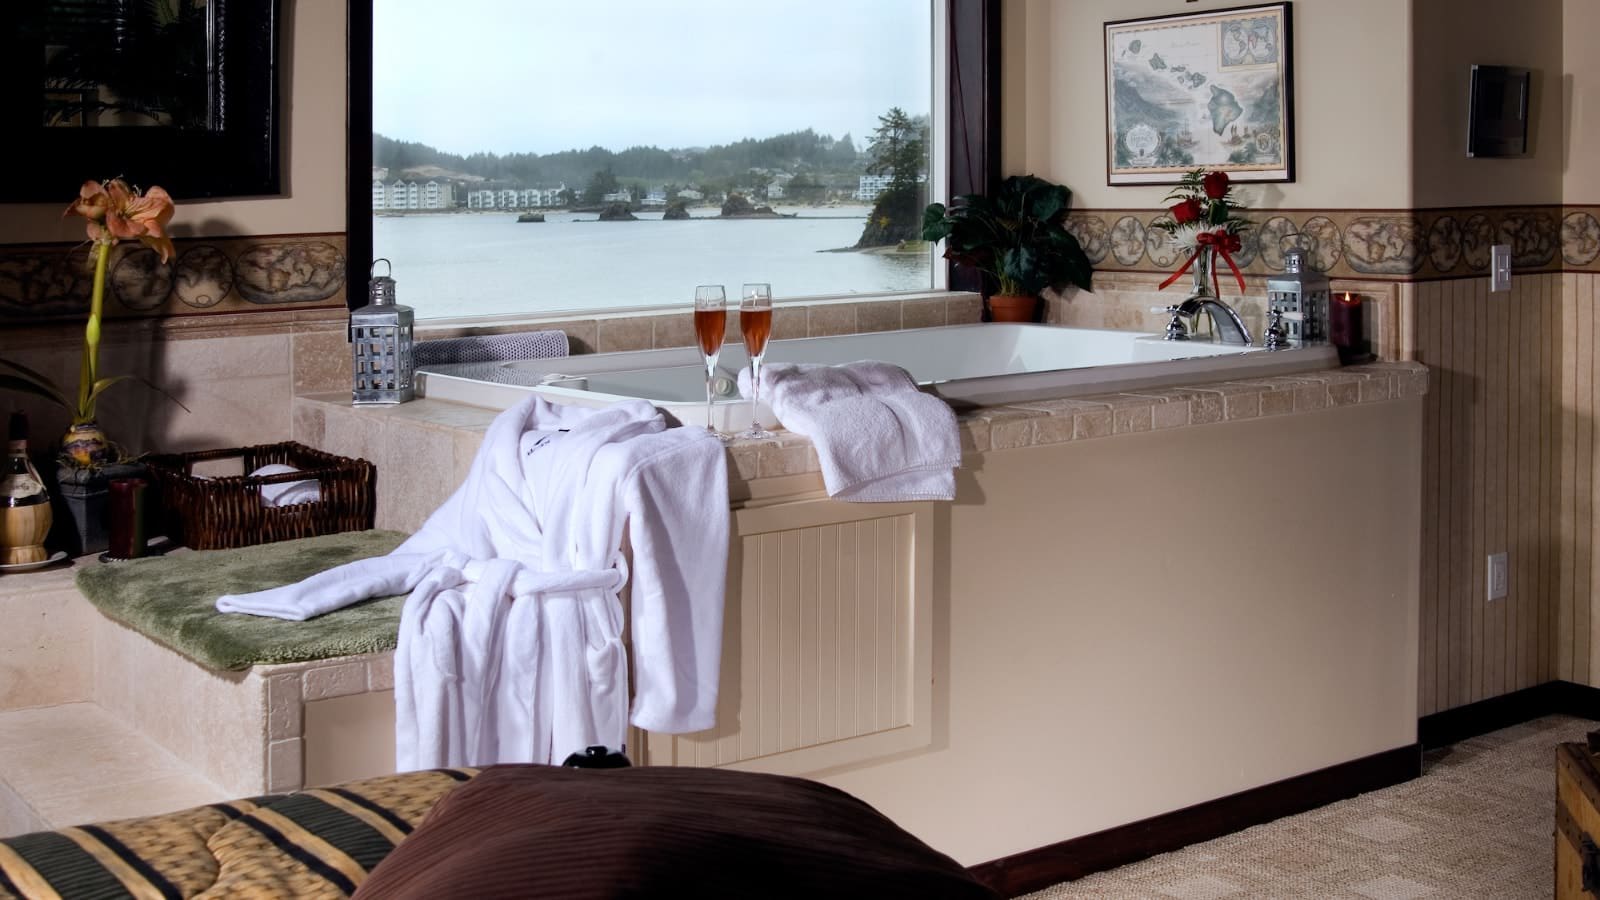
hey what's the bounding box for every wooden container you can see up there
[0,503,51,564]
[144,442,375,551]
[1556,740,1600,897]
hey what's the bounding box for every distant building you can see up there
[497,189,519,209]
[422,180,453,209]
[640,188,668,208]
[855,172,926,203]
[678,188,704,202]
[468,189,494,209]
[602,189,632,204]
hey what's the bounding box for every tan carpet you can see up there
[1024,715,1589,900]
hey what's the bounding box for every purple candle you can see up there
[1330,292,1364,363]
[108,478,148,560]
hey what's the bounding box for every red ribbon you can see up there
[1157,229,1248,296]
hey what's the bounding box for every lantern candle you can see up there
[1330,292,1365,363]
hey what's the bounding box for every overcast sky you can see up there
[373,0,932,156]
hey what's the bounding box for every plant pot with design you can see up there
[921,174,1094,324]
[1,178,187,556]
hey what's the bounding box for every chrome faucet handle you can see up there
[1263,309,1288,350]
[1151,305,1189,341]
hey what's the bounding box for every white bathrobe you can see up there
[216,396,729,769]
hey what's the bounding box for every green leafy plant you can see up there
[921,174,1094,298]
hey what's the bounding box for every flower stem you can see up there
[76,241,110,424]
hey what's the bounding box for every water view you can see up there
[374,206,934,320]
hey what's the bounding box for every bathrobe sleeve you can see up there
[621,432,730,734]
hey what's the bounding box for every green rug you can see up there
[75,530,411,671]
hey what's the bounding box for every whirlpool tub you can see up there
[416,323,1340,432]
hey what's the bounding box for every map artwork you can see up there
[1105,4,1292,185]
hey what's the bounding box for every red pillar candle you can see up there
[107,478,148,560]
[1330,291,1365,363]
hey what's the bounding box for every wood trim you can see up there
[945,0,1001,299]
[967,743,1422,898]
[345,0,374,317]
[1417,680,1600,749]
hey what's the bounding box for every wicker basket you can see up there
[145,442,376,550]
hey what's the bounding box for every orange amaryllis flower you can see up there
[104,179,176,263]
[63,178,177,263]
[63,180,112,241]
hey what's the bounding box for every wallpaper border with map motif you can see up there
[2,206,1598,323]
[1066,204,1600,282]
[0,233,346,322]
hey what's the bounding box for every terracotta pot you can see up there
[987,294,1039,323]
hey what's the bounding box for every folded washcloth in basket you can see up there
[739,361,960,502]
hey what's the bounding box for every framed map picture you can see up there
[1105,3,1294,185]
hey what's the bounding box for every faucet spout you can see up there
[1176,297,1252,346]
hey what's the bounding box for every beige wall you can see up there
[1411,0,1565,208]
[1000,0,1413,210]
[0,0,347,245]
[1568,0,1600,202]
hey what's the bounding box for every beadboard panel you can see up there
[1413,272,1600,715]
[644,499,934,774]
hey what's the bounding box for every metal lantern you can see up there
[1265,237,1331,346]
[351,259,415,405]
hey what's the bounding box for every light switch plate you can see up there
[1488,552,1508,601]
[1491,244,1512,292]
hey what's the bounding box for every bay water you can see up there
[372,204,935,320]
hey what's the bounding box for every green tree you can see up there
[856,108,929,248]
[581,167,620,205]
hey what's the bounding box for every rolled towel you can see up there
[739,361,960,502]
[251,463,322,507]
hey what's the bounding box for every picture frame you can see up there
[0,0,282,202]
[1104,2,1294,186]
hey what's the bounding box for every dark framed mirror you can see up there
[0,0,282,202]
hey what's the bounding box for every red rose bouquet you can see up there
[1151,168,1252,296]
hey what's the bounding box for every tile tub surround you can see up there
[294,361,1428,528]
[1045,272,1406,365]
[411,292,984,356]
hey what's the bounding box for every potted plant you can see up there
[0,178,186,553]
[921,174,1094,323]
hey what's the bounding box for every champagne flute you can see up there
[693,285,730,440]
[738,283,775,439]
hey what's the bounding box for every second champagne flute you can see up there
[693,285,729,440]
[738,283,775,439]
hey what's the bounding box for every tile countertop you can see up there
[295,360,1429,487]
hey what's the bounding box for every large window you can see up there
[368,1,940,320]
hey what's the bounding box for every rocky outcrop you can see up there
[597,203,637,221]
[516,212,545,223]
[663,201,690,220]
[718,193,790,219]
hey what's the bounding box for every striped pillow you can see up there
[0,769,478,899]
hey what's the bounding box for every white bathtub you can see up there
[417,323,1340,431]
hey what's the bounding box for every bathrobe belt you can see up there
[457,556,629,598]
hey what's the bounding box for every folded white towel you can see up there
[740,361,960,502]
[251,463,321,507]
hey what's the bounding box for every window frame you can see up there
[344,0,999,319]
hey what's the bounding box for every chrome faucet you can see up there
[1152,297,1253,345]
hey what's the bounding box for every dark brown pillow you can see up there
[354,764,997,900]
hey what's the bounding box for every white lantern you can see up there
[351,259,415,405]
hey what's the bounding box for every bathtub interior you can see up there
[416,323,1339,428]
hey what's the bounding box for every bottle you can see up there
[1,412,52,565]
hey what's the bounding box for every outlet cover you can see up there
[1488,552,1508,600]
[1491,244,1512,292]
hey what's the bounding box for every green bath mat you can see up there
[75,530,411,671]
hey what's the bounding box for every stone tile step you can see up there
[0,702,229,838]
